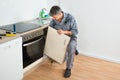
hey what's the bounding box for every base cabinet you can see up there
[0,37,23,80]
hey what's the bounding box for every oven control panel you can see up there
[21,29,43,42]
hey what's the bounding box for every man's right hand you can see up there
[57,29,65,35]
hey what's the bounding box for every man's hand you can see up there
[57,29,73,35]
[57,29,65,35]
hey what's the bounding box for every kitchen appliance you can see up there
[0,22,41,33]
[0,22,48,68]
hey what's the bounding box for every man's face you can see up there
[52,13,62,21]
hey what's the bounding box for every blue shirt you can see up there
[49,12,78,39]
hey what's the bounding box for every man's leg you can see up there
[64,39,77,78]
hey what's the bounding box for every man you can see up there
[49,5,78,78]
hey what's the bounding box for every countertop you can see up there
[0,33,21,44]
[0,18,50,44]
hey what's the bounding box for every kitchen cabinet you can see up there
[44,27,70,64]
[0,37,23,80]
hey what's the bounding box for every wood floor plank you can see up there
[23,55,120,80]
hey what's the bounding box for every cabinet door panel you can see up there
[44,27,70,64]
[0,37,23,80]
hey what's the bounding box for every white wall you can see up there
[46,0,60,11]
[0,0,47,26]
[60,0,120,63]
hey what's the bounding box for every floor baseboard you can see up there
[79,51,120,64]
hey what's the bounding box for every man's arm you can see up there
[57,29,73,35]
[57,16,78,36]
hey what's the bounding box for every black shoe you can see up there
[64,68,71,78]
[75,50,79,55]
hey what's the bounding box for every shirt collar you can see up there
[61,12,67,24]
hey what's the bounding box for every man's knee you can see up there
[67,40,77,54]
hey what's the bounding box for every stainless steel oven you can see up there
[21,26,48,68]
[23,35,45,68]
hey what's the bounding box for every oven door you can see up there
[23,36,45,68]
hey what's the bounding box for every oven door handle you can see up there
[23,37,43,47]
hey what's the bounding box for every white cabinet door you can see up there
[44,27,70,64]
[0,37,23,80]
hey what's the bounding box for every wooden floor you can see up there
[23,55,120,80]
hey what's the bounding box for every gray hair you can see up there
[49,6,62,16]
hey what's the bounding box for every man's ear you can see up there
[59,12,62,16]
